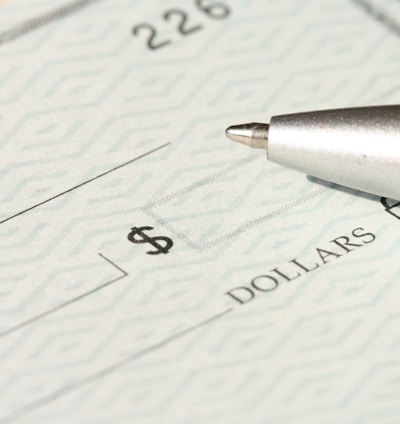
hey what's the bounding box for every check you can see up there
[0,1,400,423]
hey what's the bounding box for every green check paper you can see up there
[0,0,400,423]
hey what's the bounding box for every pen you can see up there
[226,105,400,200]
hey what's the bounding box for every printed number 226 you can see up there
[132,0,231,51]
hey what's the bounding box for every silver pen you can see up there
[226,105,400,200]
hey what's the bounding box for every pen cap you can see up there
[268,105,400,200]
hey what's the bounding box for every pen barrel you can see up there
[268,105,400,200]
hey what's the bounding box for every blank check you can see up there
[0,1,400,423]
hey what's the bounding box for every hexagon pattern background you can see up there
[0,0,400,423]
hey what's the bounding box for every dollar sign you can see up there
[128,226,173,255]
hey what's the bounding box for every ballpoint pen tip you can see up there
[225,123,269,149]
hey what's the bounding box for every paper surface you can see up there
[1,0,400,423]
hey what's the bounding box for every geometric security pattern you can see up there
[1,0,400,423]
[0,0,104,45]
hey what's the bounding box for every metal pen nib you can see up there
[224,105,400,200]
[225,123,269,150]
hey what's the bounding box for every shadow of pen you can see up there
[306,175,381,202]
[307,175,400,220]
